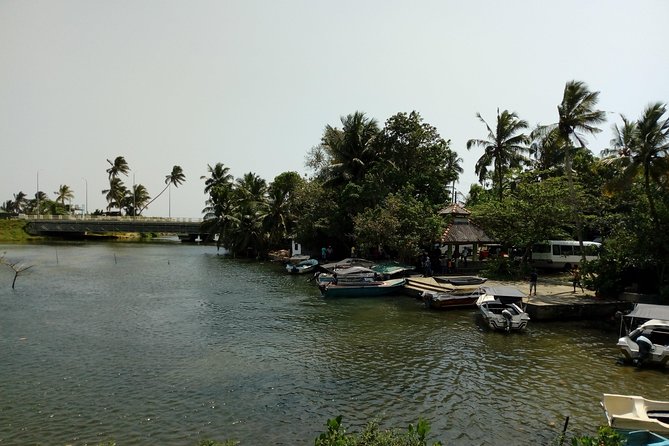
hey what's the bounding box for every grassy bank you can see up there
[0,219,39,243]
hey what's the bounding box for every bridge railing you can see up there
[18,214,203,223]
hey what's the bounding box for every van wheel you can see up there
[563,263,572,272]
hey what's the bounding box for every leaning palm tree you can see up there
[139,165,186,215]
[466,109,529,201]
[555,80,606,259]
[54,184,74,206]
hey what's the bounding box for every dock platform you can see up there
[403,275,634,321]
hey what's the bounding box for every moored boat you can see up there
[314,266,378,285]
[433,276,487,286]
[475,286,529,332]
[601,393,669,434]
[286,258,319,274]
[319,277,406,298]
[422,287,482,310]
[617,303,669,368]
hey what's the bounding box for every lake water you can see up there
[0,242,667,446]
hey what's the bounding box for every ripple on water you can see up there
[1,244,668,445]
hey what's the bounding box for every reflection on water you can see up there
[0,243,667,445]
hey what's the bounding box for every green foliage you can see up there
[468,177,575,256]
[314,416,442,446]
[372,111,460,205]
[0,220,36,242]
[353,191,443,262]
[570,426,624,446]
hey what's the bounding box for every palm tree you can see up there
[201,163,237,250]
[466,109,529,201]
[320,111,380,187]
[263,172,304,249]
[104,156,130,213]
[603,103,669,227]
[232,173,269,257]
[555,80,606,259]
[102,177,127,214]
[201,181,239,251]
[202,163,234,195]
[139,165,186,215]
[125,183,151,216]
[106,156,130,179]
[12,191,28,213]
[54,184,74,206]
[529,126,565,175]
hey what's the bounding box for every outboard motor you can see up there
[635,335,653,366]
[501,309,513,332]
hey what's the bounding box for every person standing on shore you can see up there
[572,265,584,293]
[529,269,538,296]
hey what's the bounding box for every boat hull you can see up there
[321,278,406,298]
[602,393,669,434]
[422,290,481,310]
[617,319,669,368]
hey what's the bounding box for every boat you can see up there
[371,261,415,278]
[314,266,378,285]
[601,393,669,434]
[285,258,319,274]
[617,303,669,368]
[422,287,483,310]
[618,430,669,446]
[433,276,487,286]
[319,277,406,298]
[320,257,376,272]
[475,286,529,332]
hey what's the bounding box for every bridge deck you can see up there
[22,216,206,237]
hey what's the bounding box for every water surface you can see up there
[0,243,667,445]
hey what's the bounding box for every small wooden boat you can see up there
[314,266,378,285]
[320,257,376,272]
[319,277,406,298]
[619,430,669,446]
[285,258,319,274]
[601,393,669,434]
[433,276,487,286]
[422,288,482,310]
[371,262,415,278]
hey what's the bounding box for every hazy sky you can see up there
[2,1,668,218]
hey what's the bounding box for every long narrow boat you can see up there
[601,393,669,434]
[422,288,482,310]
[319,277,406,298]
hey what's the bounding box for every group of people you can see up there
[528,265,584,296]
[320,246,333,261]
[420,248,472,277]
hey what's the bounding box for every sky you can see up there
[1,0,668,219]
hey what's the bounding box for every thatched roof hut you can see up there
[438,203,494,246]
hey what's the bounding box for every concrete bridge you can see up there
[22,215,209,242]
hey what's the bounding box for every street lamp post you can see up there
[82,178,88,216]
[36,171,40,218]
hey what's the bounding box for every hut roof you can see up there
[438,203,470,216]
[441,219,495,244]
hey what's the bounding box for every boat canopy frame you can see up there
[625,304,669,322]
